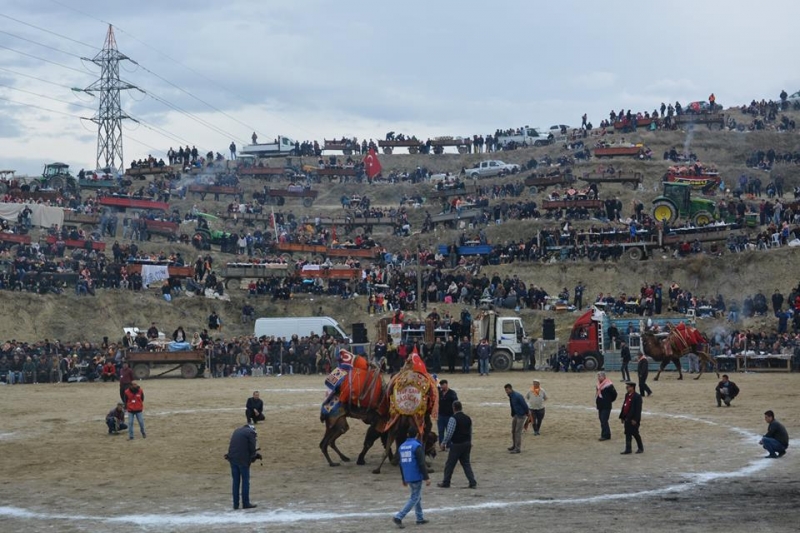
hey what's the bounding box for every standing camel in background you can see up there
[641,325,719,380]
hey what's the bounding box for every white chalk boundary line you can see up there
[0,404,775,527]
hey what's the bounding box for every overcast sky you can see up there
[1,0,799,175]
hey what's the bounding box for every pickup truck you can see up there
[239,136,297,158]
[496,127,553,149]
[464,160,520,179]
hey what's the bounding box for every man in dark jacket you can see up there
[245,391,265,424]
[444,335,458,373]
[760,410,789,458]
[715,375,740,407]
[226,424,259,510]
[438,400,477,489]
[437,380,458,445]
[119,362,134,403]
[105,402,128,435]
[505,384,528,453]
[637,352,653,396]
[595,372,618,441]
[619,382,644,454]
[620,341,631,381]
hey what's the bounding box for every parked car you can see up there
[464,160,520,179]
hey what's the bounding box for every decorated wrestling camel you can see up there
[361,348,438,474]
[640,322,719,380]
[319,350,387,467]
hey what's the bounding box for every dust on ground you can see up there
[0,369,797,532]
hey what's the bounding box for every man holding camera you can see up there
[226,424,261,510]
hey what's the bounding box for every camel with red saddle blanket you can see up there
[319,350,387,467]
[641,322,719,381]
[319,349,438,471]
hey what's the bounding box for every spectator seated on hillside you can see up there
[101,360,117,382]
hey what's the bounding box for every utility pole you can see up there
[76,25,140,172]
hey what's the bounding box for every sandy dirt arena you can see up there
[0,369,797,533]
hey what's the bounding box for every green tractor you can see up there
[192,213,235,252]
[41,162,78,194]
[652,182,718,226]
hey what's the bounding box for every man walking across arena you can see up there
[226,424,260,510]
[246,391,266,424]
[619,382,644,454]
[759,410,789,459]
[438,400,477,489]
[124,381,146,440]
[393,426,430,528]
[595,372,618,441]
[505,383,528,453]
[437,380,458,446]
[524,379,547,435]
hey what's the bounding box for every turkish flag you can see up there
[363,148,382,179]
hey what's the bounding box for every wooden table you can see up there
[735,353,792,372]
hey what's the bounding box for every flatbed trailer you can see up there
[430,208,484,225]
[44,235,106,251]
[323,139,359,154]
[78,179,119,190]
[63,211,100,226]
[580,171,643,190]
[188,184,244,201]
[126,349,205,379]
[593,146,643,158]
[311,167,358,182]
[524,171,576,193]
[430,137,472,154]
[0,233,32,246]
[298,266,360,280]
[143,219,181,237]
[262,187,318,207]
[125,166,171,177]
[437,244,493,256]
[541,198,605,210]
[673,113,725,130]
[98,196,170,211]
[125,264,195,278]
[377,139,424,155]
[541,225,739,261]
[221,262,291,289]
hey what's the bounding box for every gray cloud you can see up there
[2,0,800,168]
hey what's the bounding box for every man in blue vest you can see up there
[393,426,430,528]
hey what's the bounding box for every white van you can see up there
[254,316,350,342]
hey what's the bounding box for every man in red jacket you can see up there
[124,382,146,440]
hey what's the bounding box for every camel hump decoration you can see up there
[665,322,706,354]
[319,349,389,467]
[321,350,384,420]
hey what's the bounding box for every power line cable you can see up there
[0,43,96,76]
[129,59,262,140]
[0,82,95,110]
[133,83,245,143]
[127,114,202,151]
[0,94,83,119]
[0,65,75,90]
[0,13,99,50]
[0,28,85,59]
